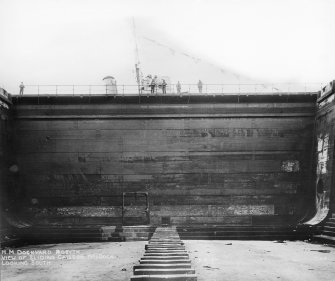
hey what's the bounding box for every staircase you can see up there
[177,225,314,240]
[19,225,156,244]
[131,226,197,281]
[11,223,317,246]
[314,213,335,244]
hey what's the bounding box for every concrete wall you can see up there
[306,85,335,224]
[11,94,317,226]
[0,89,16,244]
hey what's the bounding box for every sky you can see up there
[0,0,335,94]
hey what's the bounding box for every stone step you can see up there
[314,234,335,244]
[150,240,181,243]
[134,269,196,275]
[149,240,184,245]
[153,233,178,235]
[147,248,185,250]
[144,253,188,256]
[140,260,191,264]
[149,243,182,245]
[145,250,188,254]
[131,227,197,281]
[151,237,180,240]
[147,242,183,245]
[134,264,192,271]
[178,234,307,240]
[146,244,185,248]
[324,226,335,232]
[141,256,189,260]
[152,233,179,235]
[146,243,184,246]
[148,245,184,248]
[144,253,189,256]
[130,274,198,281]
[178,231,302,236]
[323,230,335,237]
[145,245,185,250]
[146,248,186,252]
[151,235,179,237]
[150,237,180,239]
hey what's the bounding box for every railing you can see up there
[15,83,325,96]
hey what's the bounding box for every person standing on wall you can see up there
[19,82,25,95]
[176,81,181,95]
[197,80,203,94]
[151,76,157,94]
[162,79,167,94]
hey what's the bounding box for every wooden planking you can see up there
[14,102,316,110]
[14,117,314,131]
[25,188,299,199]
[14,110,315,118]
[15,151,306,163]
[150,205,274,216]
[33,194,297,207]
[155,216,252,225]
[24,179,300,194]
[22,172,302,185]
[13,102,316,117]
[14,137,311,153]
[19,159,294,174]
[35,215,253,226]
[14,117,313,154]
[32,205,274,218]
[11,98,316,225]
[23,170,304,193]
[15,127,312,139]
[33,206,122,218]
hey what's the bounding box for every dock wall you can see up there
[9,94,317,227]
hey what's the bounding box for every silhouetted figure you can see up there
[151,76,157,94]
[197,80,203,94]
[162,79,167,94]
[19,82,25,95]
[176,81,181,95]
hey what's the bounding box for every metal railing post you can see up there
[73,85,75,96]
[56,85,58,96]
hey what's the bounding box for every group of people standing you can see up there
[146,75,203,95]
[147,75,167,94]
[176,80,203,94]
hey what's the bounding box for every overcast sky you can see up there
[1,0,334,94]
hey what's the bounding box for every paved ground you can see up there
[187,240,335,281]
[1,240,335,281]
[1,241,146,281]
